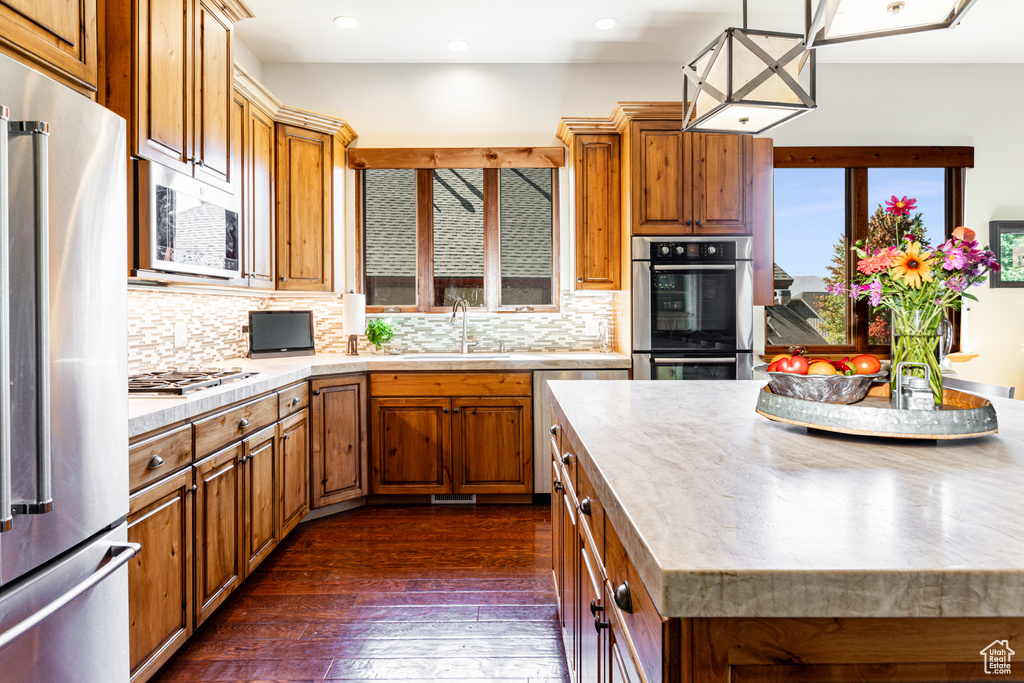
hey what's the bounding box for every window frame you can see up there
[352,148,563,314]
[767,146,973,357]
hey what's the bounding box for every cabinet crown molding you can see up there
[233,64,282,118]
[214,0,254,23]
[556,118,618,145]
[610,101,684,133]
[276,106,357,145]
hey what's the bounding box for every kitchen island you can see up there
[547,379,1024,683]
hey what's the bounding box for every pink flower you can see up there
[827,282,846,296]
[885,195,917,216]
[938,241,967,271]
[946,276,966,292]
[867,280,882,307]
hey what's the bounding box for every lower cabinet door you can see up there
[311,375,368,506]
[278,408,309,537]
[561,491,579,679]
[451,396,532,494]
[370,397,451,494]
[242,424,278,577]
[128,468,194,682]
[194,443,243,626]
[580,538,605,683]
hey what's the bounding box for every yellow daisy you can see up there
[890,242,934,289]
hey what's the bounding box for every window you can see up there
[766,147,971,355]
[354,148,562,313]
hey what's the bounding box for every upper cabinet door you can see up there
[132,0,193,174]
[193,0,232,188]
[0,0,98,95]
[574,134,621,290]
[247,104,276,288]
[690,132,751,235]
[633,122,686,233]
[275,123,333,291]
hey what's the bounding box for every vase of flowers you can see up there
[831,195,1000,407]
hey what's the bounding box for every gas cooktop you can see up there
[128,368,254,395]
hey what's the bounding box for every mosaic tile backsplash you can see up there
[127,286,615,374]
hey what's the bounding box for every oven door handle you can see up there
[651,357,737,364]
[650,264,735,271]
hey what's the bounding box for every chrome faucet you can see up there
[449,298,478,354]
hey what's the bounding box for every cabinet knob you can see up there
[290,396,301,406]
[280,276,288,282]
[590,599,603,616]
[553,481,564,492]
[549,425,559,435]
[613,582,633,613]
[313,389,321,396]
[579,497,592,516]
[189,485,198,494]
[577,277,583,282]
[238,418,249,429]
[561,452,574,466]
[685,219,692,226]
[453,408,460,414]
[147,455,165,470]
[594,615,610,632]
[695,219,702,227]
[443,407,449,414]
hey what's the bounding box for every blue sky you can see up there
[774,167,946,281]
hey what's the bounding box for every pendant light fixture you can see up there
[805,0,980,48]
[683,0,816,135]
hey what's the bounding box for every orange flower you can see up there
[857,247,898,274]
[952,225,976,242]
[891,242,934,289]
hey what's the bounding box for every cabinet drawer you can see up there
[576,463,605,566]
[370,372,531,397]
[606,520,669,683]
[278,381,309,418]
[194,394,278,457]
[129,424,193,492]
[556,440,578,498]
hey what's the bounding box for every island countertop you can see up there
[547,379,1024,619]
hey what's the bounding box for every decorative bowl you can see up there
[753,364,889,405]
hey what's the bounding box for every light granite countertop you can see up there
[129,351,630,438]
[547,379,1024,619]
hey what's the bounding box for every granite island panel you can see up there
[547,379,1024,618]
[129,352,630,437]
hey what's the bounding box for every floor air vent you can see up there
[431,494,477,505]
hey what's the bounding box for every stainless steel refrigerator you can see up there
[0,54,137,681]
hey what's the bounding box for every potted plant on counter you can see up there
[365,317,395,353]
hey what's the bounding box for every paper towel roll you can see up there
[343,292,366,337]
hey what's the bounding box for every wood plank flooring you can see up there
[150,504,567,683]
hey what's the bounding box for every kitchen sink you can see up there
[402,353,511,359]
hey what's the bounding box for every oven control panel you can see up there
[650,241,736,262]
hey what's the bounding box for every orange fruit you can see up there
[770,353,792,364]
[807,361,837,375]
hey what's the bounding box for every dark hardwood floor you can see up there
[150,504,568,682]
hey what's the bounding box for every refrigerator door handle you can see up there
[0,105,11,531]
[0,541,139,650]
[8,119,52,516]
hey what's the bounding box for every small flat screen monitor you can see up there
[249,310,315,358]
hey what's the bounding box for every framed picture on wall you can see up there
[990,220,1024,288]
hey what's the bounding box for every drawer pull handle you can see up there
[553,481,564,492]
[579,497,592,516]
[590,599,603,616]
[147,455,165,470]
[594,615,609,632]
[549,425,559,435]
[238,418,249,429]
[614,582,633,613]
[290,396,300,406]
[561,453,573,466]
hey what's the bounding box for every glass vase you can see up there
[889,304,953,407]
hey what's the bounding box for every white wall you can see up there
[260,60,1024,395]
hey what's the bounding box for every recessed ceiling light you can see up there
[446,39,470,51]
[594,17,619,30]
[333,16,358,29]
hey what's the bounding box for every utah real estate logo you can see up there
[981,640,1014,675]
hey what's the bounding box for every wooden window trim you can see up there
[766,146,970,357]
[360,165,560,314]
[349,147,566,170]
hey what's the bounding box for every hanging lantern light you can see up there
[683,2,816,135]
[805,0,980,48]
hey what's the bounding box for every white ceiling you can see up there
[234,0,1024,65]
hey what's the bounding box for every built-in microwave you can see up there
[135,159,241,279]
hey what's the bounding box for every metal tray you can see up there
[755,383,998,440]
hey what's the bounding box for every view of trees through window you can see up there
[768,165,947,351]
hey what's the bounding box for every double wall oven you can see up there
[632,236,754,380]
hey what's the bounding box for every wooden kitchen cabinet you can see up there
[128,468,194,683]
[0,0,98,95]
[278,408,309,537]
[240,424,278,577]
[369,372,533,496]
[193,442,243,626]
[310,375,368,505]
[104,0,249,189]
